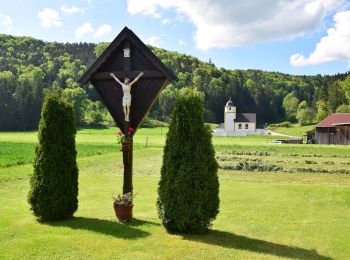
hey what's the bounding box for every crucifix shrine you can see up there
[79,27,176,194]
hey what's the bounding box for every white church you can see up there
[212,98,264,136]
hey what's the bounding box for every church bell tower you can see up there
[224,97,236,132]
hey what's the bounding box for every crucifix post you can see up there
[122,121,133,194]
[122,40,133,195]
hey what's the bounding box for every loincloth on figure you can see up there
[123,95,131,106]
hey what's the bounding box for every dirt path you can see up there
[267,130,298,138]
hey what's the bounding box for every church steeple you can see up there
[224,97,236,132]
[226,97,233,107]
[225,97,236,118]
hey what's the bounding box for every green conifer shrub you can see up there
[157,88,219,233]
[28,92,78,221]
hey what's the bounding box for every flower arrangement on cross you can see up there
[116,127,135,144]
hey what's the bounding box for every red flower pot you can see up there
[113,204,133,222]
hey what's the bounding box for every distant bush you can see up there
[268,121,292,128]
[141,117,168,128]
[28,92,79,221]
[279,121,292,127]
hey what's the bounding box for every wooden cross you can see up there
[92,41,165,194]
[79,27,176,197]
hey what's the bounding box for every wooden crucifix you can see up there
[79,27,176,195]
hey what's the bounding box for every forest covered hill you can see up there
[0,34,350,131]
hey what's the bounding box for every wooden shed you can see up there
[315,113,350,145]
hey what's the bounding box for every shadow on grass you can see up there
[183,230,333,260]
[44,217,157,239]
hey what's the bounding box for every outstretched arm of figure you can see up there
[130,72,144,87]
[110,73,123,86]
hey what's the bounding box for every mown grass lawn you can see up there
[268,124,314,137]
[0,128,349,259]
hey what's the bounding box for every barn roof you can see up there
[79,26,176,84]
[236,113,256,123]
[315,113,350,127]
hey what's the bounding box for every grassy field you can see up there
[267,124,314,137]
[0,128,350,259]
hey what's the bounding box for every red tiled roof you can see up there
[315,113,350,127]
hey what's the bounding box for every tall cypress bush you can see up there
[28,92,78,221]
[157,88,219,233]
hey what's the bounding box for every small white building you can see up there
[213,98,264,136]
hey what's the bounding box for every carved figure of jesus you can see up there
[110,72,144,122]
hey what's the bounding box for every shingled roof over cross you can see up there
[79,27,176,132]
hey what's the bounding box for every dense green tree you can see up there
[94,42,109,57]
[13,79,34,130]
[28,92,78,221]
[158,84,179,121]
[84,100,105,125]
[336,104,350,113]
[157,88,219,233]
[282,92,300,122]
[0,71,16,130]
[16,66,44,130]
[339,74,350,103]
[62,87,88,125]
[296,101,314,125]
[327,81,346,113]
[319,80,330,103]
[316,100,329,121]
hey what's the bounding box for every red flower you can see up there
[128,128,135,134]
[117,130,123,136]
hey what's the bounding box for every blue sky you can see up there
[1,0,350,75]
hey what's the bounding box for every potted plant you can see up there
[113,192,135,222]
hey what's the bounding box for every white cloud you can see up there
[127,0,347,50]
[75,22,93,39]
[127,0,165,18]
[178,39,186,46]
[94,24,112,38]
[61,5,83,15]
[144,35,160,46]
[161,18,171,24]
[38,8,62,28]
[290,10,350,67]
[0,13,12,33]
[75,23,112,39]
